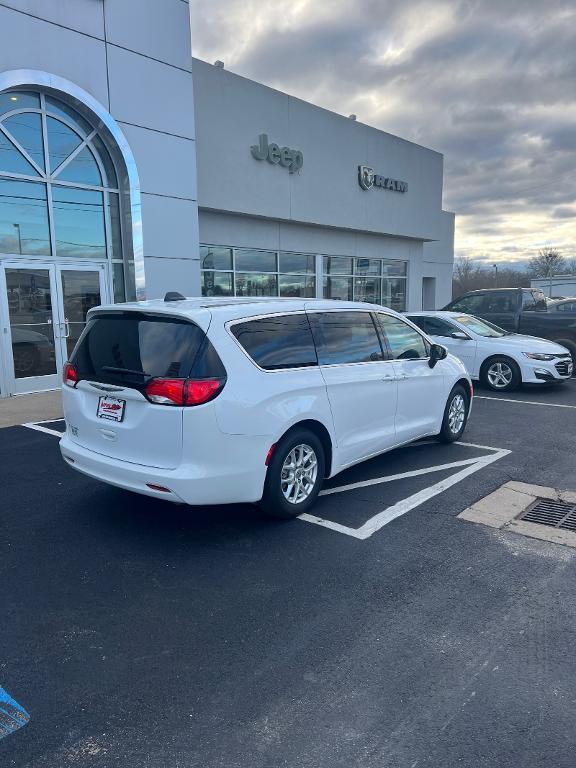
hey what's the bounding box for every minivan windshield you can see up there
[455,315,508,338]
[72,313,209,387]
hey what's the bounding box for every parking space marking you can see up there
[22,420,64,438]
[476,395,576,409]
[300,442,511,540]
[0,686,30,739]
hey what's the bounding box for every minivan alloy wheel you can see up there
[448,393,466,434]
[487,361,513,389]
[281,443,318,504]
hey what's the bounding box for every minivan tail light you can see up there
[144,377,224,406]
[63,362,79,387]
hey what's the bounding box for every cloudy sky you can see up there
[190,0,575,269]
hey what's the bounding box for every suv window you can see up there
[449,294,488,313]
[309,311,385,365]
[231,314,317,371]
[72,313,225,387]
[484,292,515,312]
[378,314,428,359]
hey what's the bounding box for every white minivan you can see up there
[60,296,472,518]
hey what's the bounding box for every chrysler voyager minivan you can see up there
[60,296,472,518]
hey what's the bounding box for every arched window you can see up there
[0,89,135,301]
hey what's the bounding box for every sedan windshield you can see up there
[455,315,508,338]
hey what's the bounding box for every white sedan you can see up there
[406,311,573,392]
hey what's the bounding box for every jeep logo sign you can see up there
[358,165,407,193]
[251,134,303,174]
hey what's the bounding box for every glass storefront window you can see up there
[235,272,278,296]
[356,258,381,277]
[0,178,50,256]
[201,245,232,271]
[235,249,277,272]
[324,256,353,275]
[355,276,381,304]
[323,276,353,301]
[202,271,234,297]
[382,277,407,312]
[52,186,106,260]
[279,274,315,297]
[279,252,315,274]
[381,260,407,277]
[3,113,45,171]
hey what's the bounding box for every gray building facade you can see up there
[0,2,453,398]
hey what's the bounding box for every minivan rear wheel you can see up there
[260,429,325,519]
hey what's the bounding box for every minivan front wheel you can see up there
[260,429,325,519]
[437,385,469,443]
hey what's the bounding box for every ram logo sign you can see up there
[358,165,408,193]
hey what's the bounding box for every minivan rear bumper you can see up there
[59,433,268,506]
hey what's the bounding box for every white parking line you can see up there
[300,442,511,540]
[22,422,64,438]
[476,395,576,409]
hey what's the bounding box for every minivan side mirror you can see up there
[429,343,448,368]
[451,331,470,340]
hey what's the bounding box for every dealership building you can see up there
[0,0,454,397]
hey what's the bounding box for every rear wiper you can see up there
[101,365,152,379]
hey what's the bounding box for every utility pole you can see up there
[493,263,498,288]
[13,223,22,255]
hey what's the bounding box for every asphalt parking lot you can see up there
[2,381,576,767]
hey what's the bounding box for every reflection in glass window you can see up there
[45,96,92,136]
[0,130,39,176]
[232,315,317,370]
[323,276,353,301]
[87,135,117,188]
[279,275,315,297]
[311,312,384,365]
[323,256,353,275]
[0,179,50,255]
[202,271,234,296]
[46,116,83,173]
[378,314,427,360]
[382,277,406,312]
[0,91,40,115]
[279,252,315,273]
[52,186,106,259]
[235,249,277,272]
[3,113,45,170]
[235,272,278,296]
[381,260,407,277]
[354,277,381,304]
[57,146,102,187]
[356,258,381,276]
[201,245,232,271]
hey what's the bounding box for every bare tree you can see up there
[452,256,530,298]
[528,248,567,278]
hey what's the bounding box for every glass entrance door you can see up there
[0,262,108,395]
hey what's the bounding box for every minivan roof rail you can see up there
[164,291,186,302]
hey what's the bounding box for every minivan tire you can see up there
[480,356,521,392]
[437,385,469,443]
[260,429,325,519]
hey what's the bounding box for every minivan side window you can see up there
[231,314,318,371]
[309,311,385,365]
[378,314,428,360]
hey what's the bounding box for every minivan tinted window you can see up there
[378,314,428,359]
[231,313,317,370]
[72,313,225,386]
[309,311,385,365]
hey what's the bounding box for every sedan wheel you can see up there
[487,361,513,389]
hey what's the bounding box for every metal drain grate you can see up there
[520,498,576,531]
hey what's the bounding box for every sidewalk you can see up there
[0,390,63,429]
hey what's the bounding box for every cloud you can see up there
[191,0,576,265]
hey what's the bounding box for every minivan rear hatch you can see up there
[65,310,218,469]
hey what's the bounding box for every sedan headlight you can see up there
[523,352,557,361]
